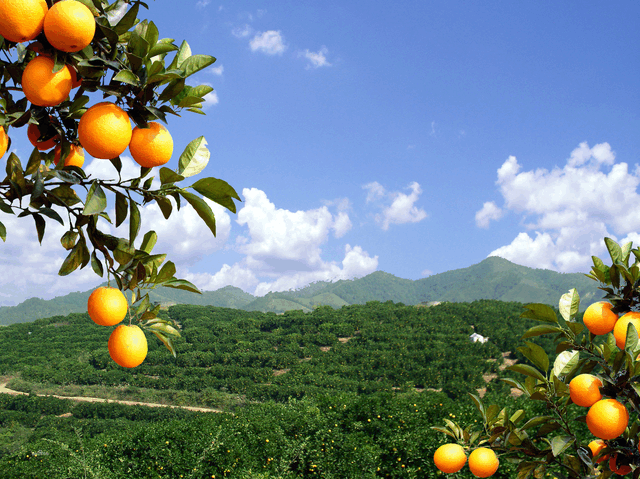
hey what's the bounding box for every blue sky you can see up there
[1,1,639,305]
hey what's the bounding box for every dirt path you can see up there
[0,381,222,414]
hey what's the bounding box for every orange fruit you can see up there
[128,121,174,168]
[569,374,603,407]
[108,324,148,368]
[27,122,59,151]
[468,447,499,478]
[43,0,95,53]
[588,439,608,464]
[587,399,629,440]
[0,128,8,158]
[0,0,48,43]
[609,454,632,475]
[22,55,72,107]
[433,443,466,474]
[78,102,132,159]
[54,144,84,168]
[87,286,127,326]
[583,301,618,335]
[613,311,640,349]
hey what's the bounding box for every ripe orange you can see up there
[433,443,467,474]
[613,311,640,349]
[468,447,499,478]
[609,454,632,475]
[587,399,629,440]
[108,324,148,368]
[87,286,127,326]
[0,0,48,43]
[0,128,8,158]
[583,301,618,335]
[54,144,84,168]
[78,102,132,159]
[22,55,72,107]
[28,122,59,151]
[588,439,608,464]
[44,0,95,53]
[569,374,603,407]
[128,121,174,168]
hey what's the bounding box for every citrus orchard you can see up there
[87,287,127,327]
[433,443,466,473]
[78,102,132,159]
[43,0,95,53]
[0,0,48,43]
[108,324,148,368]
[583,301,618,335]
[568,373,603,407]
[129,121,174,168]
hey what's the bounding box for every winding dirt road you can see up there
[0,381,222,414]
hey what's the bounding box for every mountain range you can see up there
[0,256,604,325]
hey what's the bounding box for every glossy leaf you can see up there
[553,350,579,377]
[83,181,107,215]
[177,136,209,178]
[191,177,241,213]
[179,190,216,236]
[521,304,558,324]
[507,364,546,382]
[559,288,580,322]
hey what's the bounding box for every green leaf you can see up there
[140,230,157,254]
[38,207,64,225]
[430,427,456,439]
[522,325,564,339]
[150,330,177,358]
[518,341,549,372]
[551,435,574,457]
[625,322,639,353]
[25,148,42,176]
[520,416,554,430]
[160,167,185,185]
[169,40,191,70]
[51,185,81,206]
[180,54,216,78]
[0,221,5,242]
[58,241,83,276]
[468,393,486,421]
[507,364,546,382]
[162,278,201,294]
[158,78,185,101]
[177,136,209,178]
[155,260,176,284]
[32,214,45,244]
[83,181,107,215]
[112,70,139,86]
[91,251,104,277]
[114,2,139,35]
[605,237,623,264]
[129,200,141,245]
[179,190,216,236]
[521,304,558,324]
[148,42,178,58]
[115,192,128,227]
[553,350,580,377]
[147,321,180,337]
[559,288,580,322]
[60,230,78,250]
[191,177,241,213]
[155,196,172,219]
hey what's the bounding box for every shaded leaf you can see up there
[191,177,241,213]
[179,190,216,236]
[521,304,558,324]
[507,364,546,382]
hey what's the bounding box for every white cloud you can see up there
[196,0,210,8]
[186,188,375,296]
[475,201,503,228]
[421,269,433,277]
[232,24,252,38]
[300,46,331,69]
[209,65,224,76]
[485,142,640,272]
[364,181,428,230]
[250,30,286,55]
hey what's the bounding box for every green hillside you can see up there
[0,256,604,325]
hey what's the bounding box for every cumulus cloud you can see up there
[363,181,428,230]
[209,65,224,76]
[475,201,503,228]
[250,30,286,55]
[300,46,331,69]
[186,187,376,296]
[484,142,640,272]
[232,24,252,38]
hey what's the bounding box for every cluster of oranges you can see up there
[433,444,499,477]
[87,286,148,368]
[0,0,174,168]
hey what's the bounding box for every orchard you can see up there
[0,0,239,368]
[433,238,640,478]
